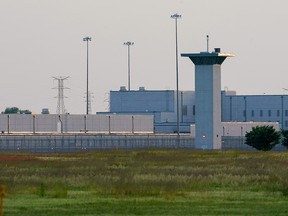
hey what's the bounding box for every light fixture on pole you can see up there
[171,13,181,145]
[83,36,92,115]
[206,35,209,52]
[123,41,134,91]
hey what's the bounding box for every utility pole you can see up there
[83,36,92,114]
[171,13,181,146]
[123,41,134,91]
[84,91,94,114]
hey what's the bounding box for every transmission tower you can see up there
[104,92,110,111]
[84,91,94,114]
[52,76,70,114]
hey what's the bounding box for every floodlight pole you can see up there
[124,41,134,91]
[206,35,209,52]
[83,36,92,115]
[171,13,181,146]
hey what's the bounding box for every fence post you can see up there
[108,115,111,134]
[33,115,36,134]
[132,116,134,134]
[7,115,10,134]
[84,115,87,133]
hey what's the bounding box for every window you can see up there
[251,110,254,117]
[193,105,195,116]
[285,120,288,127]
[277,110,280,117]
[268,110,271,117]
[182,105,187,116]
[260,110,263,117]
[243,110,246,117]
[285,110,288,117]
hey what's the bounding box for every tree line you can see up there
[1,107,32,114]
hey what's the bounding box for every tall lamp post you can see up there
[123,41,134,91]
[83,36,92,115]
[171,13,181,146]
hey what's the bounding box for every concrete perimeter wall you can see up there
[0,114,154,134]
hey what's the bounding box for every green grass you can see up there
[1,149,288,215]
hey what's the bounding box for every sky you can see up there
[1,0,288,114]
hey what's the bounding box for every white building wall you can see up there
[221,122,280,136]
[191,122,280,137]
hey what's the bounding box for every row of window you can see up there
[242,112,288,127]
[243,110,288,117]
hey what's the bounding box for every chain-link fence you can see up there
[0,134,286,153]
[0,134,194,153]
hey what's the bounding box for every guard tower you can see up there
[182,48,234,149]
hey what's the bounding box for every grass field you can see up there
[1,149,288,215]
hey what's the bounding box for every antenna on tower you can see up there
[206,35,209,52]
[52,76,70,114]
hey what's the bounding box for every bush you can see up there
[281,130,288,149]
[245,125,281,151]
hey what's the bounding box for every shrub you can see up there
[245,125,281,151]
[281,130,288,149]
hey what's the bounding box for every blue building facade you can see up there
[98,87,288,133]
[98,87,195,133]
[221,91,288,128]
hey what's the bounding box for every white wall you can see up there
[0,114,154,134]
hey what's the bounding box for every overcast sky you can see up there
[1,0,288,114]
